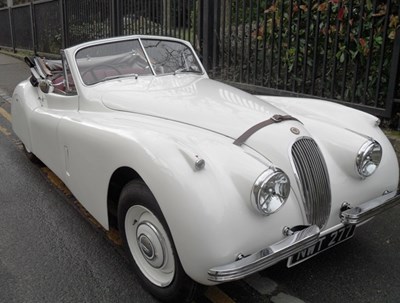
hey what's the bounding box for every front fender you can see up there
[259,96,398,188]
[140,131,306,285]
[57,111,306,285]
[257,95,399,228]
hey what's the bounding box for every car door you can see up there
[29,53,79,180]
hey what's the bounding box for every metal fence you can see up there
[0,0,399,119]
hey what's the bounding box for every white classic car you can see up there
[12,35,400,302]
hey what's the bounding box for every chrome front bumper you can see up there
[208,191,400,283]
[340,190,400,224]
[208,225,320,282]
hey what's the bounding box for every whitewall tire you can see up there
[118,180,199,302]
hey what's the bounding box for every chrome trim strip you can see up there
[340,191,400,225]
[138,38,156,76]
[207,225,320,282]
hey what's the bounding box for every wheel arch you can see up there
[107,166,142,229]
[102,134,284,285]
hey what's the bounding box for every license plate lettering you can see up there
[336,228,346,242]
[316,236,327,251]
[288,224,355,267]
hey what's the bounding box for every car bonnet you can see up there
[100,75,287,140]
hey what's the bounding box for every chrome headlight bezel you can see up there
[356,140,382,178]
[251,168,291,215]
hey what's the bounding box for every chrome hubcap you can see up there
[138,234,154,259]
[125,205,175,287]
[136,221,166,268]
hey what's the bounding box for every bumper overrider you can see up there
[208,191,400,282]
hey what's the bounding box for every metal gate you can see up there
[0,0,399,118]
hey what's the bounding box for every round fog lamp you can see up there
[251,168,290,215]
[356,140,382,178]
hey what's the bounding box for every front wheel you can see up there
[118,180,199,302]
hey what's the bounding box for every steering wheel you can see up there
[82,64,120,84]
[131,53,150,70]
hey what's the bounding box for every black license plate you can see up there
[287,224,356,267]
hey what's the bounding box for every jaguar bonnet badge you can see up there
[290,127,300,135]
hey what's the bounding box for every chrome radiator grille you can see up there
[291,138,331,228]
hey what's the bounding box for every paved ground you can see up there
[0,53,30,94]
[1,51,400,303]
[0,108,157,302]
[0,54,158,302]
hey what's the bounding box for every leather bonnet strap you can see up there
[233,114,302,146]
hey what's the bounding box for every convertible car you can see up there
[12,35,400,302]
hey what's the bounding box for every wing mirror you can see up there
[39,80,53,94]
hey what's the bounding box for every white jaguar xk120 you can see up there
[12,35,400,302]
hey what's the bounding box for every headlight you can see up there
[356,140,382,178]
[251,168,290,215]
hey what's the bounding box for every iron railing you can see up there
[0,0,399,119]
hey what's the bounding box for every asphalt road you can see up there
[0,52,400,303]
[0,102,157,303]
[0,54,158,303]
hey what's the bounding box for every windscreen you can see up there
[75,38,202,85]
[141,39,202,75]
[76,40,152,85]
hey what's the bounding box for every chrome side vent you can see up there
[291,137,331,228]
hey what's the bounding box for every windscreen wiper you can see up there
[173,68,202,75]
[96,73,139,84]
